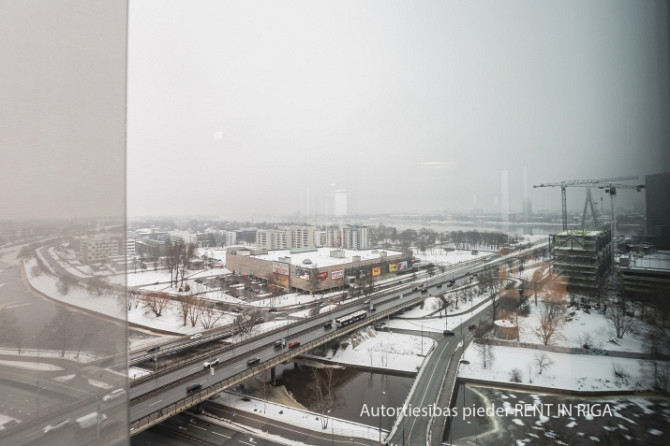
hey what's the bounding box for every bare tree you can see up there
[143,291,171,317]
[199,305,224,329]
[30,264,43,277]
[127,290,141,311]
[179,243,197,288]
[56,275,77,295]
[533,298,566,345]
[0,309,19,351]
[39,307,76,357]
[164,241,181,288]
[87,277,108,296]
[309,367,336,429]
[177,292,197,326]
[534,353,554,375]
[234,309,261,334]
[531,269,543,305]
[478,343,495,369]
[607,302,634,339]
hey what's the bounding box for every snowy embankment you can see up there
[24,258,234,335]
[459,343,657,392]
[206,391,387,442]
[303,326,435,373]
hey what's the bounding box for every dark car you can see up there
[247,357,260,366]
[147,346,160,354]
[468,324,476,330]
[443,330,455,336]
[324,321,333,329]
[436,284,442,288]
[186,383,202,393]
[274,339,285,349]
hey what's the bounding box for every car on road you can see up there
[468,324,476,330]
[203,358,219,368]
[147,346,160,354]
[374,323,384,330]
[443,330,455,336]
[190,333,202,340]
[323,321,332,329]
[247,357,260,366]
[43,419,70,433]
[274,339,286,349]
[288,341,301,348]
[102,388,125,402]
[186,383,202,393]
[436,284,442,288]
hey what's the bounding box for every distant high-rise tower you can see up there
[335,189,347,217]
[500,170,509,232]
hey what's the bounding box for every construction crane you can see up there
[534,176,645,276]
[533,176,638,231]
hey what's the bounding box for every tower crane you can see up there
[533,176,639,231]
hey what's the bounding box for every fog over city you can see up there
[127,0,669,221]
[1,1,668,221]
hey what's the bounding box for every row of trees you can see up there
[131,290,226,330]
[163,241,197,289]
[368,224,518,253]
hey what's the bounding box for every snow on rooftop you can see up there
[625,251,670,271]
[249,247,403,268]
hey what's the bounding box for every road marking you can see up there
[191,425,206,430]
[149,400,162,407]
[211,430,231,439]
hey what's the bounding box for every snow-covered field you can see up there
[516,304,649,353]
[303,327,435,373]
[25,257,235,335]
[459,343,656,392]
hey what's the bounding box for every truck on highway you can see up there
[76,412,107,430]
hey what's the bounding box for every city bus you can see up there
[335,310,367,328]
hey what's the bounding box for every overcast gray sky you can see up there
[127,0,669,220]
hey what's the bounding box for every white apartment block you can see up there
[256,226,317,250]
[326,225,369,250]
[79,234,122,260]
[221,230,237,246]
[126,238,136,257]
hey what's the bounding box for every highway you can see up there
[129,243,548,437]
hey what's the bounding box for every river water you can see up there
[277,363,413,431]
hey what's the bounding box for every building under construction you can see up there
[550,229,612,294]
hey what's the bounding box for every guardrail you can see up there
[129,294,428,435]
[131,282,419,387]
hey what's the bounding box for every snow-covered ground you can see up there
[516,304,649,353]
[208,391,387,442]
[386,283,491,333]
[459,343,657,392]
[0,348,99,364]
[0,414,18,431]
[25,258,126,320]
[303,326,435,373]
[25,257,235,335]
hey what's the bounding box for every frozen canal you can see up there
[445,384,670,445]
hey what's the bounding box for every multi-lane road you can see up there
[129,242,548,437]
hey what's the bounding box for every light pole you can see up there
[378,389,386,443]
